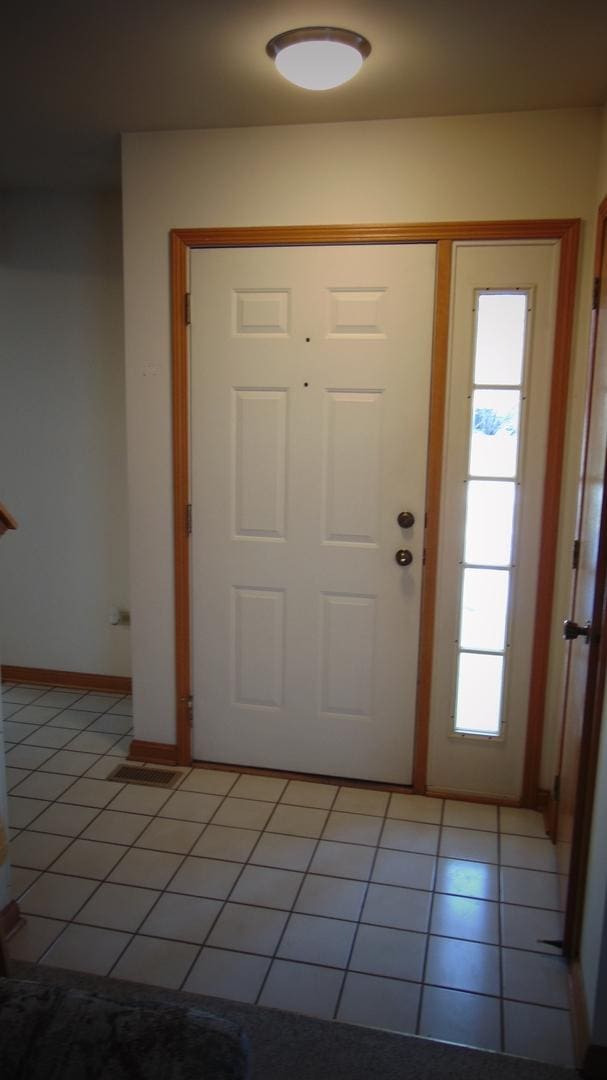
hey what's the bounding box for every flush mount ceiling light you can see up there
[266,27,371,91]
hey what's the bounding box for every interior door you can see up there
[190,244,436,783]
[555,205,607,952]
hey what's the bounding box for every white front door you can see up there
[190,244,436,783]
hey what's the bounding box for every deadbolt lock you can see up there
[395,549,413,567]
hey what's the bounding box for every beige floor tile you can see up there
[419,986,501,1051]
[106,784,171,815]
[10,830,72,869]
[372,849,436,891]
[308,839,375,880]
[39,750,100,776]
[82,809,152,845]
[22,726,77,749]
[51,838,125,879]
[430,893,499,944]
[338,972,420,1033]
[500,866,563,910]
[67,730,123,754]
[322,812,382,846]
[500,807,548,838]
[350,924,426,981]
[2,685,48,705]
[44,923,132,975]
[502,947,570,1008]
[206,903,288,955]
[278,913,356,968]
[388,793,443,824]
[11,771,76,801]
[88,715,133,735]
[178,769,239,795]
[7,795,49,829]
[58,777,124,808]
[425,935,500,995]
[27,802,100,837]
[259,959,343,1019]
[500,903,564,953]
[439,827,498,864]
[19,871,98,919]
[503,1001,575,1066]
[75,882,160,932]
[167,855,241,899]
[6,705,61,725]
[35,690,85,709]
[158,790,223,823]
[76,692,123,712]
[184,947,270,1002]
[295,874,366,921]
[443,800,498,832]
[136,817,205,855]
[5,745,63,773]
[8,915,67,962]
[192,824,259,862]
[109,847,184,889]
[212,797,275,831]
[9,865,40,899]
[140,892,221,943]
[435,857,498,901]
[5,766,31,791]
[231,865,302,909]
[249,832,315,872]
[84,756,127,780]
[333,787,389,817]
[280,780,338,810]
[361,883,431,933]
[111,935,200,989]
[48,709,99,730]
[229,774,287,802]
[500,834,557,873]
[380,819,439,855]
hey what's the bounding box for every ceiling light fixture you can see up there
[266,27,371,91]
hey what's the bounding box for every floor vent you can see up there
[108,764,181,788]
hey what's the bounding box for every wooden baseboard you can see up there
[130,740,178,765]
[2,666,131,695]
[570,958,590,1066]
[0,898,21,938]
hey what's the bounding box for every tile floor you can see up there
[2,682,575,1067]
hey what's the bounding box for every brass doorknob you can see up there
[395,549,413,566]
[397,511,415,529]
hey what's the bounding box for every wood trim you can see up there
[2,666,131,695]
[172,219,581,800]
[521,219,581,807]
[564,198,607,957]
[171,230,192,767]
[413,239,452,793]
[1,899,21,938]
[0,502,17,536]
[130,739,178,765]
[426,788,521,808]
[570,958,590,1067]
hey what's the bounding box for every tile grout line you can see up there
[414,796,446,1036]
[251,784,342,1009]
[497,804,506,1054]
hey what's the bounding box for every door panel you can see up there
[190,245,436,782]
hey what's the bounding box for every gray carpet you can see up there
[11,961,577,1080]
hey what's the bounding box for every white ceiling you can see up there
[2,0,607,189]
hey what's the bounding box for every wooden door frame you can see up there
[562,197,607,957]
[163,219,579,804]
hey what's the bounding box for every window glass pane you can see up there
[454,652,504,735]
[464,480,515,567]
[474,292,527,386]
[469,389,521,478]
[460,568,509,651]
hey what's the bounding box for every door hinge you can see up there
[186,503,192,535]
[553,773,561,801]
[593,276,601,311]
[572,538,580,570]
[185,292,191,325]
[187,695,193,726]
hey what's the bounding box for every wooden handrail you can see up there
[0,503,17,537]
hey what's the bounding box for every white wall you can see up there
[122,108,600,748]
[0,192,130,677]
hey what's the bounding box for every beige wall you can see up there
[122,108,600,759]
[0,192,130,677]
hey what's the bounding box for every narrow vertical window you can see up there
[453,291,528,737]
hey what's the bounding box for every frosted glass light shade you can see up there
[267,28,371,91]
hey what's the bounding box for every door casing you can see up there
[153,219,580,805]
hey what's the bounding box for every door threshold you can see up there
[191,758,415,794]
